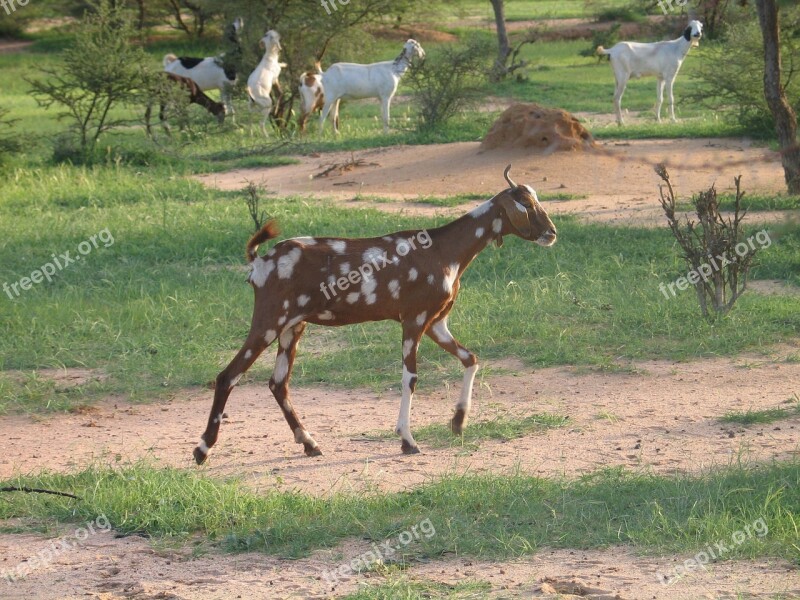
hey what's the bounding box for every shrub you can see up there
[26,0,156,162]
[687,5,800,134]
[407,38,491,132]
[0,108,21,166]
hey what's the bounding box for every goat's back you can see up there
[322,61,399,100]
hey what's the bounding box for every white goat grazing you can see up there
[163,17,243,119]
[247,30,284,136]
[306,39,425,135]
[596,20,703,125]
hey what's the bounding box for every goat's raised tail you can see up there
[246,220,280,262]
[163,53,178,69]
[596,46,611,56]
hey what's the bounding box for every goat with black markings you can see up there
[597,20,703,125]
[193,165,556,464]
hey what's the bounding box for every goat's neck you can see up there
[426,201,503,274]
[392,52,412,76]
[260,47,280,65]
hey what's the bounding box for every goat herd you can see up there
[156,18,703,135]
[181,19,704,463]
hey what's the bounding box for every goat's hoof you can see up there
[401,440,420,455]
[193,446,208,465]
[304,446,323,457]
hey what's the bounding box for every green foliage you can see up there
[407,38,492,131]
[26,0,156,161]
[0,107,21,164]
[580,23,621,60]
[689,6,800,132]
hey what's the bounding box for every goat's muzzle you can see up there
[536,228,557,247]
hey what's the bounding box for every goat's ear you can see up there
[498,194,532,237]
[683,27,692,41]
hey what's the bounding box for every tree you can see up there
[27,0,156,159]
[755,0,800,193]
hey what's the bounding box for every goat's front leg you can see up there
[655,78,665,123]
[319,99,336,136]
[269,322,322,457]
[613,76,628,126]
[666,76,677,123]
[381,96,391,134]
[397,321,424,454]
[425,316,479,435]
[222,85,236,124]
[194,332,269,464]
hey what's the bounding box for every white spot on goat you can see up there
[427,274,435,285]
[339,262,351,275]
[330,240,346,254]
[430,320,450,343]
[416,311,427,326]
[403,338,415,358]
[470,201,492,218]
[457,348,471,361]
[388,279,400,299]
[317,311,334,320]
[362,247,384,270]
[278,248,302,279]
[443,263,459,294]
[283,300,290,310]
[290,237,317,245]
[361,276,377,304]
[297,294,310,307]
[346,292,360,304]
[492,218,503,233]
[278,315,287,326]
[250,258,275,287]
[265,329,277,344]
[475,227,485,238]
[274,354,289,383]
[408,268,418,281]
[244,350,253,360]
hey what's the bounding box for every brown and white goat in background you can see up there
[193,166,557,464]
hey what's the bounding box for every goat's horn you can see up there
[503,164,516,188]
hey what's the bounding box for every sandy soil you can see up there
[2,350,800,598]
[196,139,796,227]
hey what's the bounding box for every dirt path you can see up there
[3,352,799,495]
[196,139,795,227]
[1,528,798,599]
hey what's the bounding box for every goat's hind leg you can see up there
[425,316,478,435]
[270,322,322,456]
[655,78,665,123]
[194,331,270,464]
[613,74,628,126]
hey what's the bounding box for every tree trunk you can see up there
[755,0,800,193]
[489,0,511,80]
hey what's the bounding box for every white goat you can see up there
[163,17,243,119]
[304,39,425,135]
[247,30,284,136]
[596,20,703,125]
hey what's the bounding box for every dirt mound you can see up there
[481,103,595,153]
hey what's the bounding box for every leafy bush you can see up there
[26,0,156,162]
[580,23,621,60]
[687,6,800,135]
[0,108,21,166]
[407,38,491,132]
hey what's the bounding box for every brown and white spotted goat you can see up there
[193,165,557,464]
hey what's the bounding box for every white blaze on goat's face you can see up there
[404,39,425,61]
[687,20,703,46]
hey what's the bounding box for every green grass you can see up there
[1,461,798,561]
[360,411,568,451]
[1,166,799,413]
[720,396,800,426]
[342,579,492,600]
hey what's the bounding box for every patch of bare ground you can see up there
[2,351,799,495]
[0,40,33,54]
[196,139,794,228]
[0,529,797,599]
